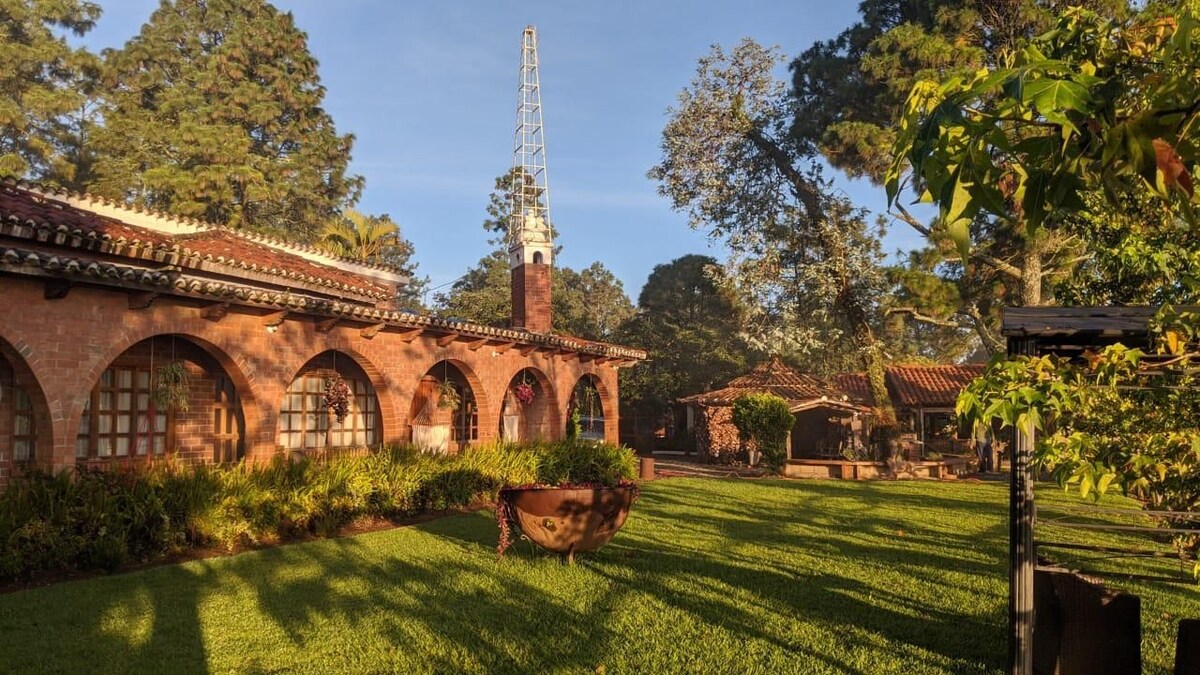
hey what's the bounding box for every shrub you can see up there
[0,442,553,581]
[531,440,638,487]
[732,393,793,472]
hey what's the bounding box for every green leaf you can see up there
[1021,169,1050,230]
[1022,78,1092,114]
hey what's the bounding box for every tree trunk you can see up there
[1018,233,1043,307]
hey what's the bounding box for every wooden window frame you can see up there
[279,373,379,451]
[76,366,173,463]
[12,386,36,463]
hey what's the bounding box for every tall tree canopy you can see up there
[649,38,901,433]
[91,0,361,239]
[791,0,1132,352]
[618,254,755,423]
[0,0,101,185]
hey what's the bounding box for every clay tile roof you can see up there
[0,183,172,246]
[885,364,985,408]
[832,364,986,409]
[0,181,391,297]
[678,356,856,407]
[831,373,872,405]
[175,229,383,296]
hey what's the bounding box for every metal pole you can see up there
[1008,336,1036,675]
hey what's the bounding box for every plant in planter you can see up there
[323,376,352,424]
[513,382,535,406]
[497,440,639,563]
[153,362,191,412]
[436,379,460,410]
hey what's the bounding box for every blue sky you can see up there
[81,1,926,302]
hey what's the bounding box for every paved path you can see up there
[648,457,766,479]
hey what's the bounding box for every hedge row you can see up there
[0,441,637,580]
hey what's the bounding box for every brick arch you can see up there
[412,359,492,446]
[499,366,561,441]
[567,372,612,438]
[0,335,54,471]
[71,329,264,464]
[282,344,402,450]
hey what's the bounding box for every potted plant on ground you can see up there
[497,440,639,563]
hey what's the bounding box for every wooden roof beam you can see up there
[200,301,230,322]
[315,317,340,333]
[128,291,158,310]
[360,322,386,339]
[262,310,288,328]
[396,327,423,343]
[436,333,457,347]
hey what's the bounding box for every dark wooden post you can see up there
[1008,336,1036,675]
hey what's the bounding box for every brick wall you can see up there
[511,263,551,333]
[0,276,624,473]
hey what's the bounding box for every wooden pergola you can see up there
[1000,306,1160,675]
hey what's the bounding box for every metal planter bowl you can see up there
[501,486,636,561]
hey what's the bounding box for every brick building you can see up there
[0,181,644,488]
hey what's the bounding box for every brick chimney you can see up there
[510,211,552,333]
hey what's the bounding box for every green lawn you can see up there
[1,477,1198,674]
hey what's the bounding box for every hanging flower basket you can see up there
[513,382,535,406]
[324,375,351,423]
[153,362,191,412]
[437,379,460,410]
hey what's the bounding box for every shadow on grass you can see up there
[0,478,1013,674]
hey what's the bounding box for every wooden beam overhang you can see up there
[128,291,158,310]
[360,323,386,339]
[491,341,515,355]
[43,279,70,300]
[262,310,288,328]
[315,317,340,333]
[396,327,422,343]
[436,333,457,347]
[200,301,230,322]
[465,338,489,351]
[518,344,537,356]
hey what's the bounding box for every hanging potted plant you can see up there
[513,381,535,406]
[153,362,191,412]
[436,379,460,410]
[496,440,639,563]
[323,375,351,424]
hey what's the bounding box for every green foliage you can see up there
[528,440,638,487]
[957,334,1200,550]
[0,441,638,580]
[650,39,900,422]
[889,6,1200,261]
[618,255,755,421]
[731,393,793,472]
[0,0,101,185]
[0,444,548,580]
[90,0,362,239]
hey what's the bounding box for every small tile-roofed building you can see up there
[833,364,987,455]
[0,180,644,488]
[677,357,872,462]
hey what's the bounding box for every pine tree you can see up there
[92,0,361,239]
[0,0,101,183]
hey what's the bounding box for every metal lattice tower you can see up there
[510,25,552,253]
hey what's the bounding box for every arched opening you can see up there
[278,350,382,454]
[0,349,44,471]
[411,361,480,454]
[533,251,544,264]
[499,367,556,442]
[568,375,605,441]
[76,335,246,464]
